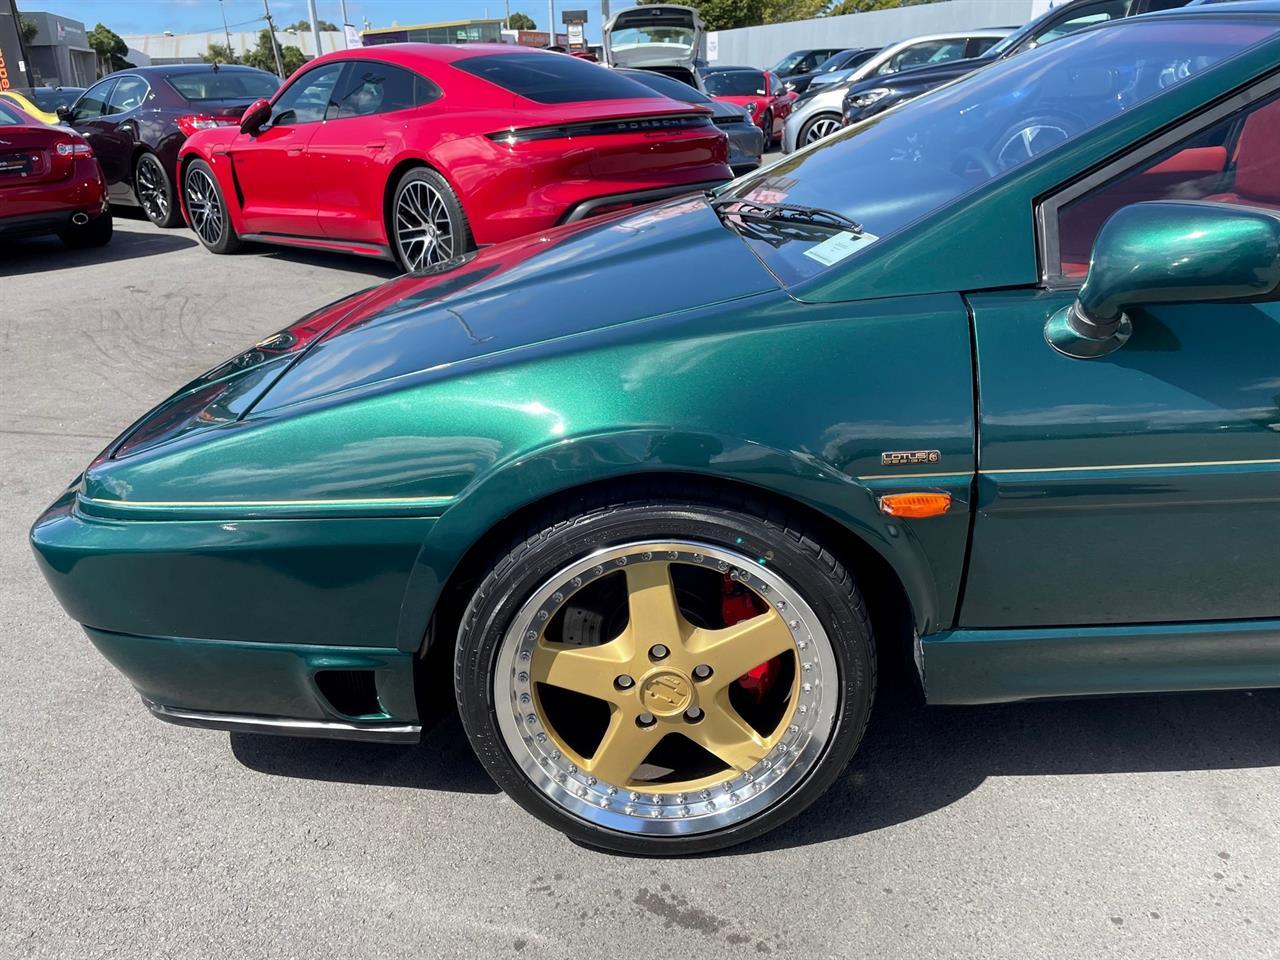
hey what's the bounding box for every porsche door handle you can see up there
[286,146,304,156]
[365,141,386,151]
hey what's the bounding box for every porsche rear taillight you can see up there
[55,141,93,157]
[177,115,238,137]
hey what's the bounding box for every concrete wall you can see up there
[707,0,1040,69]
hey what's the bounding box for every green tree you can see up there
[828,0,941,15]
[507,12,537,30]
[200,42,237,65]
[284,18,339,31]
[639,0,826,31]
[19,14,38,45]
[242,29,307,78]
[87,23,131,74]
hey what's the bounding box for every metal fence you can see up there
[707,0,1043,69]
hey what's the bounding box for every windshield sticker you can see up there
[802,231,878,266]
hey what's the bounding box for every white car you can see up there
[781,30,1011,152]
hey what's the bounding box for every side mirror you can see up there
[56,105,73,123]
[239,98,272,135]
[1047,201,1280,358]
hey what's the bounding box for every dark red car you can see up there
[0,98,111,248]
[178,44,732,271]
[700,67,795,146]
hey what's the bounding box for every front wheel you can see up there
[389,167,472,273]
[454,489,876,855]
[760,109,775,146]
[182,159,240,254]
[800,113,843,147]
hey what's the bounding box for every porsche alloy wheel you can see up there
[456,494,876,854]
[391,168,470,273]
[183,160,240,254]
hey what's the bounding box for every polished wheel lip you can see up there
[185,166,224,246]
[494,540,838,838]
[395,180,454,271]
[135,154,168,223]
[805,116,843,144]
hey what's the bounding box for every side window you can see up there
[270,63,345,126]
[970,36,1003,57]
[330,61,426,118]
[767,72,781,96]
[1033,0,1127,46]
[104,76,149,115]
[877,40,960,76]
[70,79,115,123]
[1052,93,1280,278]
[414,74,443,107]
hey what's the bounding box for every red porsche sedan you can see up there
[178,44,732,270]
[0,98,111,248]
[700,67,795,146]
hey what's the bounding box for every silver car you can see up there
[782,30,1011,152]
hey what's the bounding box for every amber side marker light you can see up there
[878,492,952,519]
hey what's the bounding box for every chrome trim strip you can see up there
[986,457,1280,476]
[142,697,421,744]
[857,471,971,481]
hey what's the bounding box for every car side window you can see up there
[270,63,345,126]
[767,72,781,95]
[970,36,1003,57]
[70,79,115,123]
[1033,0,1128,46]
[330,61,432,118]
[876,40,965,76]
[1052,92,1280,278]
[104,76,150,115]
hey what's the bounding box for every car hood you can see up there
[256,198,777,411]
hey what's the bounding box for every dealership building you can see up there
[17,10,95,86]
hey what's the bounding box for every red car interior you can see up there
[178,44,732,263]
[1057,96,1280,277]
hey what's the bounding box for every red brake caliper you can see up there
[721,573,782,704]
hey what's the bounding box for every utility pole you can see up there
[601,0,610,23]
[307,0,323,57]
[547,0,554,44]
[262,0,285,77]
[503,0,511,28]
[340,0,352,48]
[218,0,236,61]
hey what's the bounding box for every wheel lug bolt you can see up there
[684,707,703,723]
[692,664,713,680]
[636,713,656,728]
[649,644,670,661]
[614,674,635,690]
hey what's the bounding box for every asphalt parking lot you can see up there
[3,211,1278,960]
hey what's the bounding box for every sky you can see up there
[16,0,645,42]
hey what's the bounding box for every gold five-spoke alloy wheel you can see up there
[493,540,838,836]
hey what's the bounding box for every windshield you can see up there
[717,17,1278,285]
[704,70,766,97]
[770,51,807,74]
[167,70,281,101]
[32,87,82,110]
[611,26,696,53]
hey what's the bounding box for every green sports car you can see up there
[31,3,1280,854]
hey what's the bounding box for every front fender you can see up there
[395,427,972,653]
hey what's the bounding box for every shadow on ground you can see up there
[0,224,197,275]
[230,655,1280,849]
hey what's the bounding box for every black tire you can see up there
[761,109,775,147]
[799,112,843,148]
[454,484,877,855]
[389,166,472,273]
[59,209,112,248]
[134,152,182,228]
[182,158,241,254]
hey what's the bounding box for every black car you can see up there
[841,0,1208,127]
[768,48,845,78]
[617,67,764,175]
[58,64,280,227]
[782,47,880,96]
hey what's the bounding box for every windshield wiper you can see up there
[708,196,864,235]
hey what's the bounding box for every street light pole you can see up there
[262,0,286,77]
[340,0,352,48]
[307,0,323,57]
[547,0,554,44]
[218,0,236,61]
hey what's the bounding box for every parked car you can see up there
[698,66,795,145]
[178,44,732,271]
[603,4,706,88]
[768,47,847,78]
[0,90,60,125]
[781,48,881,96]
[617,67,764,175]
[841,0,1208,128]
[31,2,1280,857]
[782,29,1011,151]
[57,64,281,228]
[0,98,110,247]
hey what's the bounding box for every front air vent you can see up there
[315,669,381,718]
